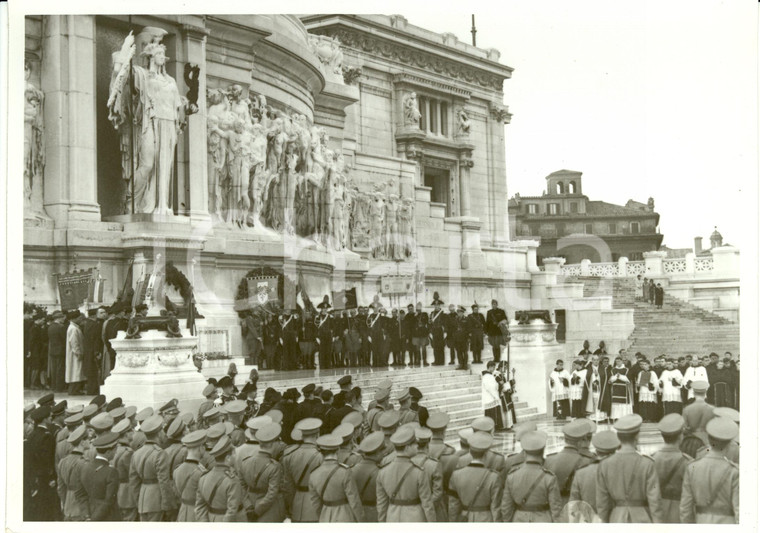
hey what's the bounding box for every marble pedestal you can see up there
[102,328,207,413]
[508,321,565,418]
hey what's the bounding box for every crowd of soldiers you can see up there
[242,296,510,371]
[24,370,739,523]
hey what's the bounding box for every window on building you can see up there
[570,202,578,213]
[585,223,593,234]
[548,203,559,215]
[608,223,616,234]
[629,252,644,261]
[556,223,566,236]
[556,182,564,194]
[528,204,537,214]
[630,221,640,234]
[569,181,577,194]
[418,95,450,137]
[424,167,450,215]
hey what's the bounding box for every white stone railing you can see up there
[587,262,619,277]
[626,262,646,276]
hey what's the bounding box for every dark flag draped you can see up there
[332,288,357,310]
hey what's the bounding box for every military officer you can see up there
[680,416,739,524]
[338,374,353,393]
[124,406,138,428]
[224,400,247,446]
[501,430,562,522]
[448,432,501,522]
[26,405,58,521]
[55,412,84,471]
[681,380,715,457]
[81,432,121,521]
[57,425,89,520]
[413,427,446,521]
[158,398,181,438]
[652,413,693,523]
[543,419,596,505]
[173,430,207,521]
[350,431,385,522]
[596,414,662,523]
[202,407,224,434]
[397,389,419,425]
[458,417,506,481]
[128,414,173,521]
[367,386,392,432]
[85,412,115,461]
[112,419,138,521]
[467,303,486,364]
[233,415,271,476]
[569,431,620,516]
[198,384,219,427]
[333,422,361,467]
[696,406,740,463]
[429,296,447,366]
[376,426,436,522]
[504,421,538,472]
[341,410,366,445]
[377,410,402,467]
[110,406,127,425]
[162,416,187,520]
[195,435,243,522]
[281,417,324,522]
[56,404,83,444]
[426,411,457,510]
[134,407,153,431]
[308,434,364,521]
[240,423,286,522]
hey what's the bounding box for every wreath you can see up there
[165,261,200,319]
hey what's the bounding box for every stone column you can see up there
[617,256,628,277]
[41,15,101,224]
[488,103,512,244]
[458,152,473,217]
[643,250,667,277]
[684,252,696,275]
[580,258,591,276]
[543,257,566,275]
[180,24,212,225]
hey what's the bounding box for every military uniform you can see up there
[543,445,595,504]
[414,451,446,521]
[281,439,323,521]
[57,449,89,520]
[81,455,121,521]
[240,450,286,522]
[376,454,436,522]
[569,461,600,513]
[653,443,692,523]
[448,460,501,521]
[501,456,562,522]
[309,455,364,522]
[174,458,206,521]
[351,457,380,521]
[128,418,173,521]
[114,440,137,520]
[429,307,447,366]
[195,464,244,521]
[25,418,58,521]
[397,406,418,426]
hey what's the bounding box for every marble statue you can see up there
[227,118,254,227]
[108,29,195,215]
[385,193,400,259]
[456,107,471,137]
[206,111,227,223]
[398,197,414,258]
[369,191,386,258]
[308,34,344,77]
[403,91,422,127]
[24,60,46,220]
[249,123,268,226]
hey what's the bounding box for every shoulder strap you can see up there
[390,464,416,501]
[319,465,342,501]
[704,464,734,508]
[296,451,321,487]
[659,457,685,494]
[520,470,547,505]
[177,465,198,499]
[251,460,270,491]
[562,455,584,495]
[359,471,375,501]
[206,473,226,507]
[137,447,158,480]
[465,469,492,510]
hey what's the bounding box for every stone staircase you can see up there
[571,276,740,357]
[203,365,540,443]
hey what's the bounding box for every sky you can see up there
[404,1,757,250]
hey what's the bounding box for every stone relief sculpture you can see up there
[308,34,344,78]
[342,66,362,86]
[403,91,422,128]
[108,28,197,215]
[456,107,471,137]
[24,60,47,220]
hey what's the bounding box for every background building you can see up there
[508,169,663,264]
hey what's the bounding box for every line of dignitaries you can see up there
[24,377,738,523]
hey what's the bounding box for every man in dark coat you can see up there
[401,304,416,367]
[429,296,446,366]
[103,303,129,375]
[387,308,403,367]
[243,309,263,367]
[24,406,59,521]
[409,387,429,428]
[444,304,457,365]
[280,310,300,371]
[47,311,68,392]
[485,299,507,363]
[315,303,333,370]
[81,432,121,521]
[412,302,430,366]
[83,308,105,395]
[275,388,300,445]
[467,303,486,364]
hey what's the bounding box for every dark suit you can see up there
[486,308,507,362]
[83,317,103,395]
[25,423,58,521]
[82,456,121,521]
[47,321,67,392]
[429,309,446,365]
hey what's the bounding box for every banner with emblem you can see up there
[332,288,357,310]
[246,276,279,309]
[381,275,413,295]
[56,268,96,311]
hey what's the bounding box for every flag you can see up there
[296,273,316,315]
[246,276,279,309]
[332,288,357,310]
[56,269,94,311]
[120,261,134,302]
[88,275,105,304]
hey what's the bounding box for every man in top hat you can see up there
[596,414,662,523]
[501,430,562,522]
[543,419,596,505]
[111,419,138,521]
[485,299,507,363]
[412,427,446,521]
[282,418,325,522]
[569,431,620,516]
[681,380,715,456]
[239,423,286,522]
[129,414,173,521]
[409,387,429,429]
[680,417,739,523]
[308,434,364,522]
[81,432,121,521]
[397,389,419,426]
[350,431,385,522]
[448,432,501,522]
[195,435,243,522]
[376,426,436,522]
[429,294,446,366]
[57,425,90,520]
[173,430,207,521]
[652,413,693,523]
[467,302,486,364]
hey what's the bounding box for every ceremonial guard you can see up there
[651,414,692,523]
[81,432,121,521]
[240,382,259,420]
[596,414,662,523]
[129,415,173,521]
[501,430,562,522]
[308,434,364,522]
[548,359,571,420]
[111,419,138,521]
[485,299,507,362]
[376,426,437,522]
[448,432,501,522]
[217,376,236,405]
[467,303,486,364]
[316,300,334,370]
[57,425,89,520]
[195,435,243,521]
[351,431,384,521]
[282,418,324,522]
[569,431,619,517]
[241,423,286,522]
[397,389,419,425]
[543,419,595,505]
[680,417,739,523]
[411,302,430,366]
[173,430,207,521]
[412,427,446,521]
[429,294,446,365]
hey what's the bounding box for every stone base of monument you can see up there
[102,328,207,412]
[508,321,566,418]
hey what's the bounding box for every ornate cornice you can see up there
[314,27,506,92]
[360,83,392,99]
[489,102,513,124]
[392,73,471,99]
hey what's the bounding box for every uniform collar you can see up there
[185,458,200,464]
[257,450,272,458]
[525,456,543,465]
